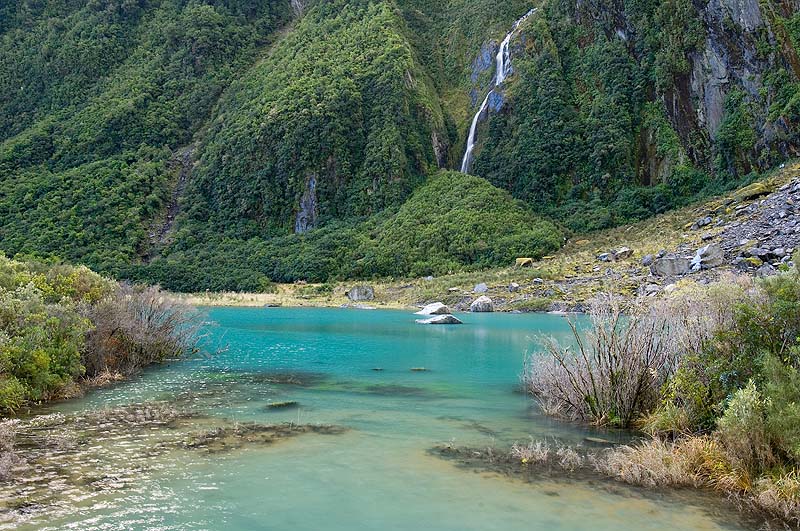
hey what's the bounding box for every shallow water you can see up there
[2,308,757,530]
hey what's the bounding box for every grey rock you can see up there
[644,284,661,295]
[641,254,654,267]
[532,278,544,285]
[415,302,452,316]
[690,243,724,271]
[295,175,318,234]
[346,285,375,301]
[508,282,521,293]
[470,295,494,312]
[597,252,612,262]
[692,216,713,230]
[747,247,771,259]
[473,283,489,293]
[613,247,633,260]
[651,255,691,276]
[415,314,463,325]
[757,264,777,277]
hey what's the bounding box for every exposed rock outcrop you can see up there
[470,296,494,312]
[346,285,375,301]
[651,255,691,277]
[415,314,463,325]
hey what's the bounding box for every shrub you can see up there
[524,296,682,428]
[716,381,774,473]
[764,353,800,462]
[83,284,201,377]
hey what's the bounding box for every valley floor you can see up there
[180,161,800,312]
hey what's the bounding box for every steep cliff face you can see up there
[469,0,800,230]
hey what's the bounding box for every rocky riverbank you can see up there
[181,162,800,313]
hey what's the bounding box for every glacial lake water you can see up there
[2,307,758,530]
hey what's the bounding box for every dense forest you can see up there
[1,0,799,290]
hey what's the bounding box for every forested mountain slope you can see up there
[1,0,799,290]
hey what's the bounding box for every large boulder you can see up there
[650,255,691,276]
[415,314,463,325]
[470,295,494,312]
[613,247,633,260]
[346,285,374,301]
[415,302,452,316]
[690,244,724,271]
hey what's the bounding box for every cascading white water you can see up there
[461,8,536,174]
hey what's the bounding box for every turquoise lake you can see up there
[1,308,758,530]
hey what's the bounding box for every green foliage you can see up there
[129,171,563,290]
[0,0,291,269]
[0,255,110,411]
[364,171,563,277]
[183,0,445,238]
[0,254,198,413]
[715,90,757,176]
[764,354,800,461]
[716,381,774,472]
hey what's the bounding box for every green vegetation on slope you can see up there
[130,171,563,291]
[0,0,798,289]
[0,0,292,269]
[472,0,800,232]
[179,0,446,239]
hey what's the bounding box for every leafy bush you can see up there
[716,381,774,472]
[0,255,200,413]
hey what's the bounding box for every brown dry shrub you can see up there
[83,284,201,376]
[524,296,683,427]
[0,420,19,480]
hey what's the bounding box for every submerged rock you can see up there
[415,314,463,325]
[183,423,348,454]
[265,401,299,410]
[415,302,452,315]
[470,295,494,312]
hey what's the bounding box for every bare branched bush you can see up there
[0,420,19,480]
[523,296,683,427]
[83,284,202,376]
[556,445,583,471]
[511,438,550,464]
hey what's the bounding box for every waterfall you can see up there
[461,8,536,174]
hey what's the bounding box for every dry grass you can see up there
[594,436,800,525]
[511,438,551,464]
